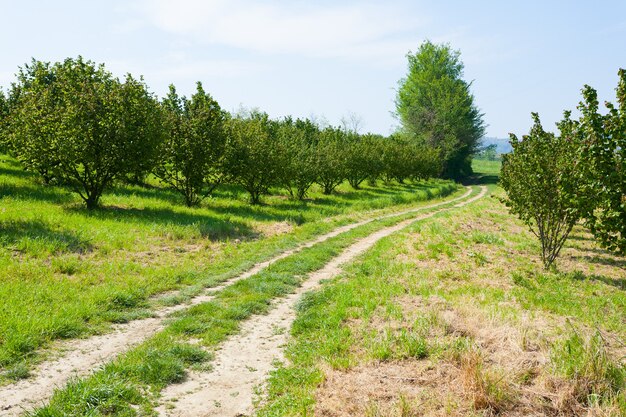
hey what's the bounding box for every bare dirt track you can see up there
[156,186,487,417]
[0,187,476,416]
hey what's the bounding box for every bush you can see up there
[576,70,626,254]
[223,113,283,204]
[154,83,227,207]
[276,118,320,200]
[8,57,163,209]
[345,133,382,189]
[0,90,9,154]
[315,127,348,195]
[500,113,584,269]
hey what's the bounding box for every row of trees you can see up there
[501,69,625,267]
[0,57,442,209]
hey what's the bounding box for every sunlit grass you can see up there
[258,182,625,416]
[0,154,458,379]
[29,188,479,415]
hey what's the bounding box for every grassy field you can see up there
[5,156,624,416]
[26,187,483,416]
[0,153,458,380]
[471,158,501,177]
[258,160,625,416]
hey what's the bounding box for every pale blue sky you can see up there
[1,1,625,138]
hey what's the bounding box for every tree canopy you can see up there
[396,41,485,180]
[7,57,163,209]
[155,82,227,207]
[500,114,585,269]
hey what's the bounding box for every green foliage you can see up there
[381,135,441,184]
[344,133,382,189]
[576,69,626,254]
[500,114,584,269]
[315,126,348,195]
[223,112,283,204]
[504,69,625,257]
[8,57,163,209]
[476,144,499,161]
[276,118,320,200]
[0,89,9,153]
[396,41,485,180]
[154,83,226,207]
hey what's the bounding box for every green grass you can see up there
[0,154,458,378]
[29,186,482,416]
[551,331,625,409]
[257,182,625,416]
[471,158,501,177]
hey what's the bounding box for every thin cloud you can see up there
[105,58,267,94]
[132,0,423,60]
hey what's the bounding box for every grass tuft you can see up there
[459,349,516,413]
[550,330,625,410]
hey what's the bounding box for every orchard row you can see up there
[0,57,441,209]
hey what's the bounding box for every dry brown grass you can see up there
[255,220,294,237]
[313,197,624,416]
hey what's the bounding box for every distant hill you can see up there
[480,137,512,154]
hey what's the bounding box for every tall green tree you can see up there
[155,83,227,207]
[396,41,485,180]
[8,57,163,209]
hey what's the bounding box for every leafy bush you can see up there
[7,57,163,209]
[0,89,9,154]
[276,118,320,200]
[154,83,227,207]
[576,70,626,254]
[223,113,283,204]
[344,133,382,189]
[500,113,584,269]
[315,127,348,195]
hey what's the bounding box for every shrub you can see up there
[223,113,283,204]
[0,89,9,154]
[276,118,320,200]
[576,70,626,254]
[345,133,383,189]
[500,113,584,269]
[315,127,348,195]
[7,57,163,208]
[154,83,227,207]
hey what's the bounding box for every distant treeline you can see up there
[0,57,442,209]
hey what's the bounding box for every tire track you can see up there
[155,186,487,416]
[0,187,474,416]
